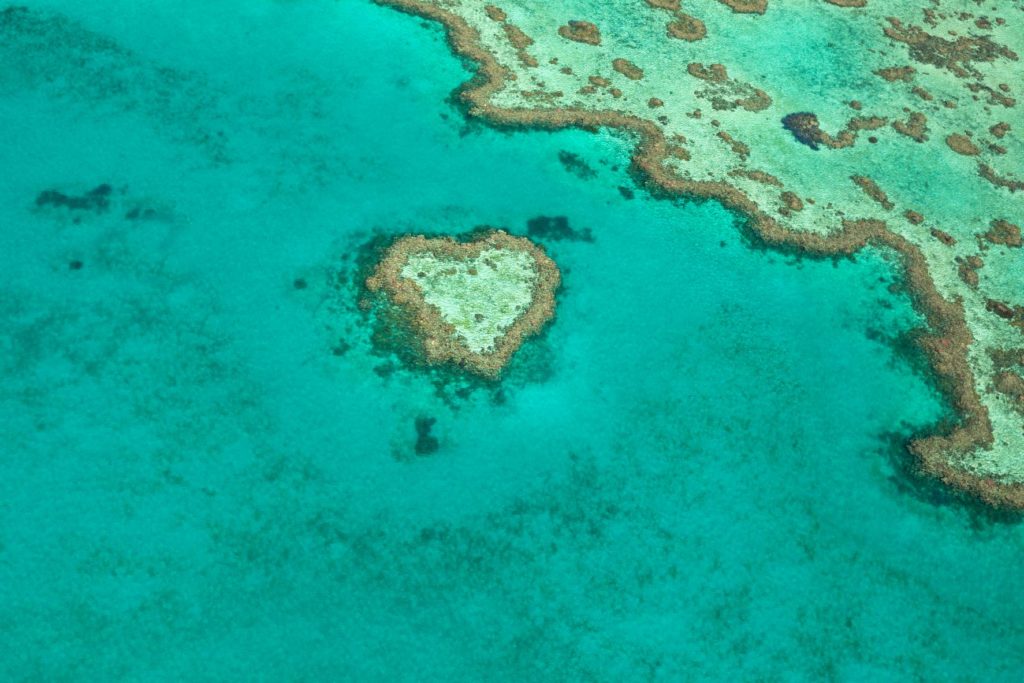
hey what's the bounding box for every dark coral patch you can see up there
[558,150,597,179]
[35,184,112,213]
[527,216,594,242]
[781,112,824,150]
[414,416,440,455]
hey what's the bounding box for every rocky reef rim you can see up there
[372,0,1024,508]
[365,228,560,379]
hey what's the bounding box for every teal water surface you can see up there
[1,1,1023,680]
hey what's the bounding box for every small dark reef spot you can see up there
[35,184,112,213]
[331,339,351,357]
[124,206,158,221]
[414,416,439,456]
[558,150,597,179]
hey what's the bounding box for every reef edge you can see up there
[372,0,1024,508]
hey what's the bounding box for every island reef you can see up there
[365,230,560,378]
[374,0,1024,507]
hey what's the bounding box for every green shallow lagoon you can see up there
[1,1,1023,680]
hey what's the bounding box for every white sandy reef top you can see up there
[400,248,538,353]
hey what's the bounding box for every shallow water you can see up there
[1,1,1023,680]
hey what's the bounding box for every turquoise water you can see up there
[1,1,1023,680]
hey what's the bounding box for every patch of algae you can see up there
[366,230,560,378]
[376,0,1024,506]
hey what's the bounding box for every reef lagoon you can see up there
[1,0,1024,679]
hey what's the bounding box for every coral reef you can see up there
[373,0,1024,507]
[365,230,560,377]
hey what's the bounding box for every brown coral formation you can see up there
[892,111,928,142]
[987,299,1016,320]
[483,5,506,22]
[930,228,956,246]
[883,17,1019,79]
[967,82,1016,108]
[644,0,706,42]
[365,230,560,378]
[875,66,916,82]
[729,168,782,187]
[956,255,983,287]
[502,24,532,51]
[612,58,644,80]
[979,164,1024,192]
[781,112,885,150]
[781,112,827,148]
[483,7,538,67]
[717,130,750,160]
[992,349,1024,415]
[780,191,804,214]
[990,122,1010,139]
[687,62,727,82]
[715,0,768,14]
[688,63,771,112]
[667,14,707,41]
[991,348,1024,369]
[904,210,924,225]
[503,24,538,67]
[994,371,1024,407]
[945,133,979,156]
[983,219,1022,248]
[911,86,933,101]
[851,175,894,210]
[558,20,601,45]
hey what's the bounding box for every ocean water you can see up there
[1,1,1023,680]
